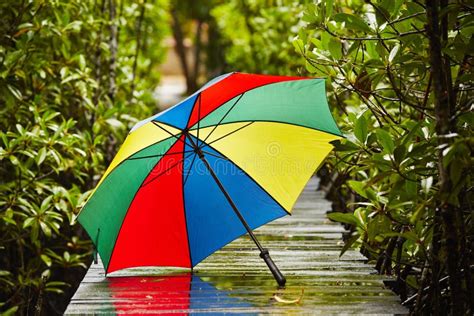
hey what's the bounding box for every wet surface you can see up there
[66,178,407,314]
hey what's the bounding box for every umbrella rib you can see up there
[127,150,193,160]
[200,150,230,161]
[201,121,254,148]
[205,119,344,138]
[152,121,191,148]
[181,156,194,267]
[200,93,245,145]
[140,158,183,188]
[183,153,197,186]
[196,93,201,146]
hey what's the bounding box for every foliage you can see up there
[1,0,472,314]
[212,0,307,75]
[294,0,473,314]
[171,0,307,90]
[169,0,227,93]
[0,0,168,314]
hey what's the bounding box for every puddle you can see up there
[107,274,257,314]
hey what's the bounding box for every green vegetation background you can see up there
[0,0,472,315]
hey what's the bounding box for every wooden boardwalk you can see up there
[66,178,407,314]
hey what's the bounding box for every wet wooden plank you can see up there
[66,178,407,315]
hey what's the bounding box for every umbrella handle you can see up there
[260,249,286,287]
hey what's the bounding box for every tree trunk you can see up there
[170,7,196,94]
[191,19,203,90]
[130,0,147,101]
[108,0,118,101]
[429,208,441,315]
[426,1,465,314]
[206,17,226,77]
[91,0,106,128]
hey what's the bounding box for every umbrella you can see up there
[78,72,342,286]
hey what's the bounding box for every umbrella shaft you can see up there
[185,134,264,252]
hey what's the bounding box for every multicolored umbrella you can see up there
[78,72,342,286]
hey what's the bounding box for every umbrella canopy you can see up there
[78,72,342,280]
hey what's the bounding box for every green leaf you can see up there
[40,221,52,237]
[46,281,68,287]
[4,50,23,68]
[327,212,358,226]
[388,44,400,63]
[347,180,377,202]
[1,306,18,316]
[324,0,334,20]
[354,207,368,230]
[9,155,19,165]
[302,4,319,23]
[393,145,406,164]
[402,121,422,145]
[106,118,125,129]
[328,37,342,59]
[292,38,305,54]
[45,281,67,294]
[367,215,391,242]
[41,196,53,210]
[31,224,39,242]
[305,60,318,73]
[41,254,52,267]
[402,231,419,243]
[354,115,368,144]
[37,147,47,166]
[391,0,404,17]
[333,13,372,33]
[23,217,35,229]
[376,129,395,153]
[7,85,22,100]
[332,139,359,152]
[63,21,83,32]
[321,31,331,50]
[348,180,367,199]
[420,177,433,194]
[340,233,360,257]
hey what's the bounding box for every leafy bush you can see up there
[206,1,473,313]
[212,0,306,75]
[294,0,472,314]
[0,0,168,314]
